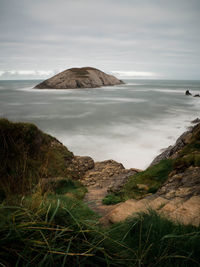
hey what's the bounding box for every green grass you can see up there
[47,179,87,200]
[102,193,122,205]
[0,193,99,267]
[173,128,200,171]
[174,153,200,170]
[115,159,173,201]
[0,194,199,267]
[104,211,200,266]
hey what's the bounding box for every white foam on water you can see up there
[153,88,186,94]
[56,96,147,104]
[7,102,50,105]
[127,83,146,86]
[23,111,92,120]
[51,113,194,169]
[19,87,80,94]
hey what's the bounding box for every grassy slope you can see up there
[0,119,84,199]
[0,192,199,266]
[102,159,173,204]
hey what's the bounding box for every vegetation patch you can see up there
[48,178,87,200]
[174,153,200,170]
[118,159,173,200]
[102,193,122,205]
[0,118,75,198]
[174,129,200,171]
[0,195,199,267]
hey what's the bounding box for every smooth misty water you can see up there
[0,79,200,169]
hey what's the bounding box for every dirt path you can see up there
[84,186,118,216]
[81,160,139,219]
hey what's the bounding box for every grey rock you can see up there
[157,167,200,200]
[185,90,192,96]
[150,123,200,166]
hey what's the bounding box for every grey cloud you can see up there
[0,0,200,79]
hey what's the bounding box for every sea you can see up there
[0,79,200,169]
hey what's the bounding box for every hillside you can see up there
[0,118,94,199]
[34,67,124,89]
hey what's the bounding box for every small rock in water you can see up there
[185,90,192,96]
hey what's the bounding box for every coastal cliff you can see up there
[34,67,124,89]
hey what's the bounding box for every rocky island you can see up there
[34,67,124,89]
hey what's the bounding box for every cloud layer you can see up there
[0,0,200,79]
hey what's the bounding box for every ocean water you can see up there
[0,79,200,169]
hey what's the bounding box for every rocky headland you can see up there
[34,67,124,89]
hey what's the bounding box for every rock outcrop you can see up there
[150,123,199,166]
[101,195,200,227]
[103,165,200,226]
[34,67,124,89]
[80,160,140,214]
[101,123,200,226]
[79,160,139,189]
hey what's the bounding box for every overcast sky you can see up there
[0,0,200,80]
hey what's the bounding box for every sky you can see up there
[0,0,200,80]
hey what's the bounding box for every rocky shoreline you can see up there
[100,120,200,226]
[0,118,200,227]
[63,119,200,227]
